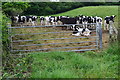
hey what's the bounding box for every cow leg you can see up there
[45,21,47,25]
[55,22,57,25]
[104,21,107,30]
[106,24,109,30]
[48,22,51,25]
[40,21,42,25]
[42,21,44,25]
[35,21,37,26]
[20,22,23,27]
[77,21,79,24]
[82,22,85,28]
[53,22,55,25]
[31,21,35,26]
[85,22,87,28]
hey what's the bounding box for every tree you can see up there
[2,2,30,16]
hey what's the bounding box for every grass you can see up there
[29,42,119,78]
[52,6,118,18]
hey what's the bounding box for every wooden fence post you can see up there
[7,23,12,53]
[118,28,120,43]
[109,21,118,43]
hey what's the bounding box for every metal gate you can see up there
[8,23,102,54]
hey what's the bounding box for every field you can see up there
[30,43,119,78]
[53,6,118,18]
[3,6,119,78]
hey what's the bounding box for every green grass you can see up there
[52,6,118,18]
[29,42,119,78]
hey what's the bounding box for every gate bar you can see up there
[12,36,98,42]
[8,23,96,29]
[66,49,97,52]
[13,30,96,36]
[11,45,98,52]
[18,41,97,47]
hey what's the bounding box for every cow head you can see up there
[112,15,116,18]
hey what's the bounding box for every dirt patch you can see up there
[102,30,109,49]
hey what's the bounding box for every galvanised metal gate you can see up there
[8,23,102,54]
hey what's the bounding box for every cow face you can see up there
[112,15,116,18]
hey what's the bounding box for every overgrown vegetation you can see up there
[29,42,119,78]
[2,14,31,78]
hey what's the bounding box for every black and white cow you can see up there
[75,15,83,24]
[11,15,27,26]
[71,25,91,36]
[44,16,51,25]
[43,16,61,25]
[11,15,38,26]
[25,15,38,26]
[104,15,116,30]
[49,16,58,25]
[11,15,26,23]
[72,25,84,36]
[40,16,45,25]
[31,16,38,26]
[60,17,77,24]
[11,16,19,23]
[90,16,102,29]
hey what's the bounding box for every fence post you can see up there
[96,23,99,49]
[96,22,102,49]
[118,28,120,43]
[109,21,118,43]
[7,23,12,53]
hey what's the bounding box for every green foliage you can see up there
[2,14,31,78]
[2,55,32,78]
[22,2,119,16]
[3,8,23,16]
[2,2,30,16]
[106,42,120,55]
[2,2,120,16]
[23,2,99,16]
[2,14,11,53]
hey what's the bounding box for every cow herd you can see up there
[11,15,103,26]
[11,15,38,26]
[11,15,116,36]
